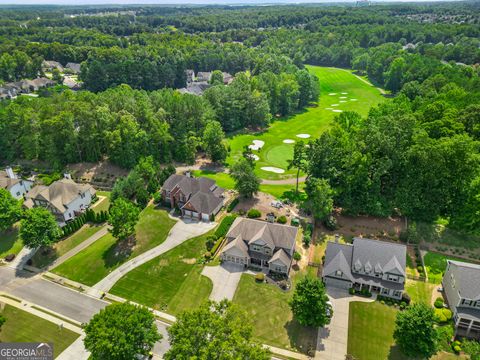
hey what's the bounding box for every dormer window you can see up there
[336,270,343,277]
[364,262,372,273]
[354,260,362,271]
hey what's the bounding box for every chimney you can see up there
[64,173,72,180]
[334,234,340,243]
[5,167,16,179]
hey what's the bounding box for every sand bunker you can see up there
[326,107,333,110]
[261,167,285,174]
[296,134,311,138]
[248,140,265,151]
[328,93,337,95]
[340,96,347,99]
[339,100,347,103]
[283,139,295,144]
[341,92,348,94]
[332,109,343,113]
[247,154,260,161]
[331,104,339,107]
[350,99,358,101]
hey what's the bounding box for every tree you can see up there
[165,300,270,360]
[52,68,63,84]
[230,158,260,198]
[203,120,228,163]
[20,207,62,248]
[393,303,438,359]
[210,70,224,85]
[289,277,330,327]
[84,302,160,360]
[287,141,307,194]
[0,189,22,231]
[293,251,301,264]
[108,198,140,241]
[304,177,334,221]
[462,340,480,360]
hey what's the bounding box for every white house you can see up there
[0,167,33,200]
[24,176,96,226]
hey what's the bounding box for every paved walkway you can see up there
[9,246,38,270]
[201,263,244,301]
[57,335,89,360]
[315,287,375,360]
[46,225,109,271]
[89,218,216,295]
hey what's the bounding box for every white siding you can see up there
[62,191,92,222]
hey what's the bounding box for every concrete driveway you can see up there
[201,262,244,301]
[316,287,375,360]
[90,218,216,294]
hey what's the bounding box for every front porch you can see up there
[352,282,401,299]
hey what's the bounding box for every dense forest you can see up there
[0,3,479,232]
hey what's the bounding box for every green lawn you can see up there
[0,224,23,259]
[110,231,213,315]
[227,66,385,180]
[92,190,111,213]
[192,170,235,189]
[232,273,318,354]
[423,252,476,284]
[347,301,406,360]
[0,304,79,357]
[52,206,176,286]
[31,224,105,268]
[405,279,436,305]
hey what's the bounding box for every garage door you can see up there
[324,277,351,290]
[192,211,199,219]
[184,210,192,217]
[202,213,209,221]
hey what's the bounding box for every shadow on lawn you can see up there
[387,344,409,360]
[0,228,19,254]
[102,237,134,268]
[284,319,318,355]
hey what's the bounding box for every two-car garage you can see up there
[182,209,209,221]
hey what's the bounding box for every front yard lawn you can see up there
[405,279,436,305]
[0,224,23,260]
[232,273,317,354]
[31,224,105,268]
[52,206,175,286]
[92,190,111,213]
[110,231,213,315]
[0,304,79,357]
[347,301,406,360]
[423,252,475,284]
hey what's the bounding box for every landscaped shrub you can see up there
[215,215,237,238]
[205,235,218,251]
[323,215,337,230]
[247,209,261,218]
[303,232,311,247]
[434,298,444,308]
[153,192,162,204]
[210,213,215,222]
[349,288,355,295]
[435,308,452,323]
[255,273,265,282]
[277,215,287,224]
[204,251,212,260]
[227,198,239,212]
[402,293,411,305]
[417,265,424,273]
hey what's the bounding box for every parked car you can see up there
[4,254,16,262]
[326,300,333,317]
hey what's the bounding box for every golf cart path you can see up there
[88,218,216,295]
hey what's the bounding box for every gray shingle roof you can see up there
[323,242,354,281]
[352,238,406,276]
[447,260,480,300]
[226,217,297,252]
[223,234,249,258]
[269,249,291,266]
[186,191,223,215]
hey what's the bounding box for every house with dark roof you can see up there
[0,167,33,200]
[220,217,298,276]
[42,60,64,72]
[323,237,407,299]
[161,174,224,221]
[65,62,81,74]
[442,260,480,340]
[24,176,96,226]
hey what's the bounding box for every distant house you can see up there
[222,72,234,84]
[185,69,195,84]
[0,167,33,200]
[42,60,64,73]
[0,84,18,100]
[63,76,82,90]
[402,43,417,51]
[24,176,96,226]
[161,174,224,221]
[220,218,298,276]
[442,260,480,340]
[29,77,55,91]
[323,238,406,299]
[178,82,211,96]
[65,62,81,74]
[196,72,212,82]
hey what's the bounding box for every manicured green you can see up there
[232,274,317,354]
[423,252,476,284]
[192,170,235,189]
[347,301,406,360]
[92,191,111,213]
[0,224,23,259]
[110,231,213,315]
[31,224,105,268]
[406,279,436,305]
[0,305,79,357]
[227,66,385,179]
[52,206,175,285]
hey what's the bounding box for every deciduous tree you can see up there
[304,177,334,221]
[203,120,228,163]
[0,189,22,231]
[230,158,260,198]
[289,277,330,327]
[108,198,140,241]
[20,207,62,248]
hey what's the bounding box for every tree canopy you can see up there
[289,277,331,327]
[108,198,140,241]
[0,189,22,231]
[230,158,261,198]
[19,207,62,248]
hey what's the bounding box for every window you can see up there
[387,275,399,282]
[394,291,402,297]
[335,270,343,276]
[475,302,480,308]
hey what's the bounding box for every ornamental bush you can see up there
[434,298,444,308]
[255,273,265,282]
[277,215,287,224]
[247,209,261,218]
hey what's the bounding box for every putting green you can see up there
[226,66,386,180]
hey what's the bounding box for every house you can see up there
[63,76,82,90]
[24,176,96,226]
[0,167,33,200]
[161,174,224,221]
[178,82,210,96]
[185,69,195,84]
[65,62,81,74]
[222,72,234,84]
[196,72,212,82]
[442,260,480,340]
[42,60,64,73]
[220,218,297,276]
[323,237,406,299]
[30,77,55,91]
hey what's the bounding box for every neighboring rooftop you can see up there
[447,260,480,300]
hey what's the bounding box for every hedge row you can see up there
[215,214,237,238]
[227,198,239,212]
[62,208,108,237]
